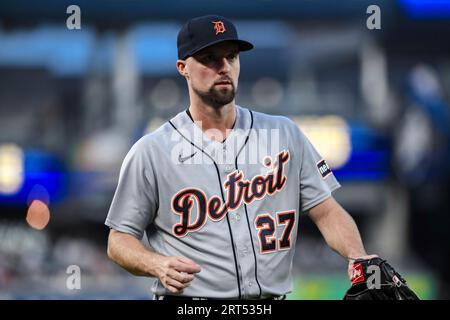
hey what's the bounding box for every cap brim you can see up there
[182,39,254,59]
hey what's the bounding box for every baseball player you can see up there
[105,14,377,300]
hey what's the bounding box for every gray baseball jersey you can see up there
[105,105,340,299]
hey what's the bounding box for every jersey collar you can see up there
[169,105,253,162]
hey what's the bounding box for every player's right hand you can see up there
[155,256,201,294]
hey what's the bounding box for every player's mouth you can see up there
[214,81,232,87]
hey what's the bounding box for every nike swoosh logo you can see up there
[178,152,197,163]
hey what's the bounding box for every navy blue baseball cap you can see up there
[177,15,254,60]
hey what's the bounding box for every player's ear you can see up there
[176,60,189,79]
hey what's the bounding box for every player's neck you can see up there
[188,101,236,142]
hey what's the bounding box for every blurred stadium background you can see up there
[1,0,450,299]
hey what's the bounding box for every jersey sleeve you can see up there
[105,138,158,240]
[297,128,341,213]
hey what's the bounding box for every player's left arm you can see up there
[308,196,378,277]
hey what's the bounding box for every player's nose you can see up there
[217,57,231,74]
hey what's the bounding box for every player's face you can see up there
[186,42,240,108]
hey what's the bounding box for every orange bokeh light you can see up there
[26,199,50,230]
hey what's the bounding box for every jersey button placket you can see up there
[230,211,241,222]
[240,245,249,257]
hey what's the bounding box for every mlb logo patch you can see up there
[317,159,332,178]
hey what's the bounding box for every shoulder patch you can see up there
[317,159,332,178]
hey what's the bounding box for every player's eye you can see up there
[227,52,238,61]
[200,54,214,64]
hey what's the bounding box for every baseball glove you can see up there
[343,257,420,300]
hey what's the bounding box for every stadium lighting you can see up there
[292,115,352,169]
[0,144,25,195]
